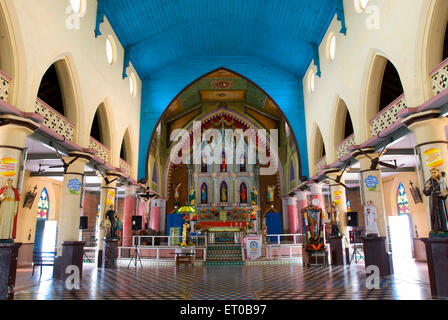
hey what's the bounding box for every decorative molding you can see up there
[89,137,110,163]
[0,72,10,102]
[369,94,407,137]
[315,156,327,174]
[34,97,75,142]
[336,134,355,160]
[430,57,448,96]
[119,158,131,176]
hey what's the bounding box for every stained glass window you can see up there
[289,159,295,183]
[397,183,410,215]
[346,199,351,212]
[37,188,49,220]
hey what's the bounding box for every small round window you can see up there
[105,36,117,65]
[130,72,137,97]
[354,0,369,13]
[308,71,315,93]
[327,34,336,61]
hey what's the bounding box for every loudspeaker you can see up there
[132,216,142,230]
[79,216,88,230]
[347,212,358,227]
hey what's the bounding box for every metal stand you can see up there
[350,245,364,264]
[127,244,143,269]
[83,252,91,263]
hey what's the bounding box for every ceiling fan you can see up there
[355,144,398,170]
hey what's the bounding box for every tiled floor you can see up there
[13,258,437,300]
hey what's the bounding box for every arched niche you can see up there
[90,102,113,151]
[333,97,355,147]
[425,0,448,74]
[365,55,405,122]
[312,124,326,166]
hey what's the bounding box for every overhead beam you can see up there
[383,148,415,156]
[347,167,416,173]
[27,153,60,160]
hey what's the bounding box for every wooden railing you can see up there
[0,71,10,102]
[34,97,75,142]
[315,156,327,174]
[336,134,355,160]
[119,158,131,176]
[89,137,110,163]
[369,94,407,137]
[430,57,448,96]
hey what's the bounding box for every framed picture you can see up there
[409,181,423,204]
[23,186,38,209]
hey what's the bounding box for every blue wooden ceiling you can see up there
[98,0,339,79]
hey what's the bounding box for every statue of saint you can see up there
[329,201,341,237]
[201,184,207,204]
[105,204,117,239]
[188,186,195,205]
[267,184,277,202]
[423,168,448,233]
[220,183,227,202]
[221,152,227,172]
[174,183,181,204]
[364,201,379,236]
[251,186,258,205]
[240,184,247,203]
[0,178,20,240]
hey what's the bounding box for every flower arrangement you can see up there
[177,241,195,247]
[137,230,148,236]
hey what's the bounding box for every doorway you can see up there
[389,214,413,259]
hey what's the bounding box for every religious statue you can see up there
[174,183,181,204]
[221,152,227,172]
[188,186,195,205]
[267,184,277,203]
[0,178,20,240]
[240,184,247,203]
[301,196,325,251]
[423,168,448,233]
[364,201,379,236]
[329,201,341,237]
[220,182,228,202]
[201,184,207,204]
[105,204,118,239]
[251,186,258,205]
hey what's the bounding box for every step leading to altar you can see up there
[204,243,244,266]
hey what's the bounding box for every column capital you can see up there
[404,113,448,146]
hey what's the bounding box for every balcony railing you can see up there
[315,156,327,174]
[336,134,355,160]
[119,158,131,176]
[369,94,407,137]
[35,97,75,142]
[0,71,10,102]
[430,57,448,96]
[89,137,110,163]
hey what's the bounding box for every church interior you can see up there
[1,0,448,302]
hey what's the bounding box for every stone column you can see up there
[295,190,309,237]
[97,173,118,268]
[355,150,393,275]
[286,197,297,234]
[402,113,448,296]
[122,184,138,247]
[158,198,167,235]
[309,182,325,209]
[0,116,37,295]
[150,198,163,232]
[53,153,90,280]
[325,169,349,240]
[281,197,289,233]
[403,113,448,236]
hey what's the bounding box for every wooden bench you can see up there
[32,251,56,276]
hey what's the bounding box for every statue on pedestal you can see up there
[0,179,20,240]
[423,168,448,233]
[267,184,277,203]
[105,205,118,239]
[364,201,379,237]
[329,201,341,237]
[174,183,181,204]
[251,186,258,205]
[301,196,325,251]
[188,186,195,205]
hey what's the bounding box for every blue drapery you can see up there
[265,212,282,242]
[166,214,186,236]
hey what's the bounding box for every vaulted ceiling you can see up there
[98,0,340,78]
